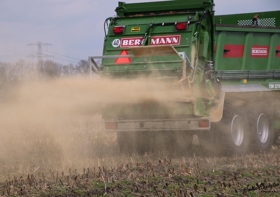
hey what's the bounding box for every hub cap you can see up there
[257,113,269,144]
[231,115,244,146]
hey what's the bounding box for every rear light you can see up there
[175,22,187,31]
[113,26,125,34]
[105,122,118,130]
[198,120,210,128]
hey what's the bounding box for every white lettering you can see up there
[166,38,172,44]
[159,38,165,44]
[129,40,134,46]
[135,39,141,45]
[252,49,267,54]
[151,38,158,45]
[121,35,181,48]
[172,37,178,43]
[269,83,280,89]
[123,40,129,46]
[251,47,269,57]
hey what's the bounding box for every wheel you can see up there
[173,131,193,157]
[230,115,246,147]
[216,103,250,156]
[225,113,250,155]
[252,113,274,152]
[153,131,174,157]
[117,131,154,155]
[117,132,136,155]
[135,131,154,155]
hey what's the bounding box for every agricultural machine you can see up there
[89,0,280,155]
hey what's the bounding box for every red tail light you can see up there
[113,26,125,34]
[105,122,118,130]
[175,22,187,31]
[198,120,210,128]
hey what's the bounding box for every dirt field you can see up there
[0,122,280,197]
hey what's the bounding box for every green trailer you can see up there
[89,0,280,155]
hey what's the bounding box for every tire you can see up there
[135,131,154,155]
[117,131,154,155]
[117,132,136,155]
[251,112,274,152]
[173,131,193,157]
[217,104,250,156]
[153,131,175,157]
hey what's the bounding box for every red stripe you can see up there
[276,46,280,58]
[223,45,244,58]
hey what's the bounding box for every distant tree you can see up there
[0,65,7,87]
[40,60,61,78]
[15,59,32,80]
[77,60,89,75]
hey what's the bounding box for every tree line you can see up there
[0,59,92,99]
[0,59,90,84]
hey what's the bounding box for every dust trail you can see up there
[0,76,182,125]
[0,75,185,171]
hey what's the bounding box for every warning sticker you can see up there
[131,27,140,32]
[112,39,121,48]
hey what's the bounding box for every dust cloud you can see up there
[0,74,186,177]
[0,76,183,126]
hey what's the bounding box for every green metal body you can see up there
[214,20,280,90]
[101,0,214,76]
[95,0,280,131]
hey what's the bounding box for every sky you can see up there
[0,0,279,65]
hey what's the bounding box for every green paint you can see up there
[99,0,280,128]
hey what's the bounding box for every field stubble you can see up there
[1,118,280,196]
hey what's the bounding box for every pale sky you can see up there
[0,0,279,64]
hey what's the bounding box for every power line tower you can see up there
[28,41,52,64]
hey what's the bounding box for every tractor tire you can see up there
[117,132,136,155]
[173,131,193,157]
[135,131,155,155]
[216,104,250,156]
[117,131,155,155]
[153,131,175,157]
[251,112,274,152]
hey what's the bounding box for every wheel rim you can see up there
[257,113,269,144]
[231,115,244,146]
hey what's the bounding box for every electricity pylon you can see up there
[28,42,52,65]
